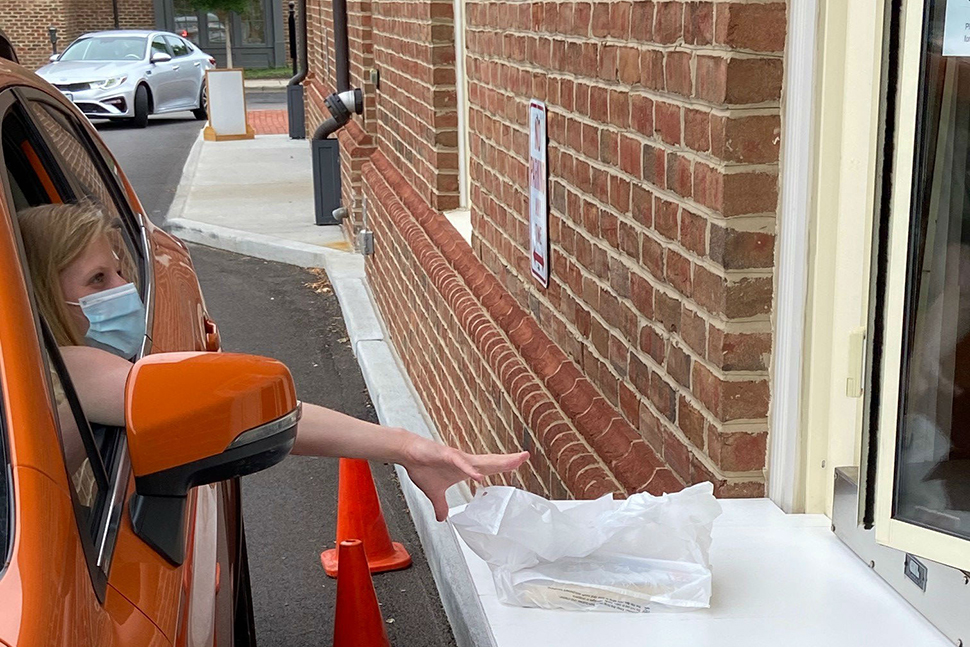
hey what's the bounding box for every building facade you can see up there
[0,0,155,69]
[2,0,288,71]
[309,0,969,634]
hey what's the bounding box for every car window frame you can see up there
[0,381,11,585]
[0,88,150,599]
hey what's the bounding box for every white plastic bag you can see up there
[450,482,722,613]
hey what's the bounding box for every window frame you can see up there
[0,88,151,598]
[870,0,970,571]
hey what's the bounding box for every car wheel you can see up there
[131,85,149,128]
[192,83,207,121]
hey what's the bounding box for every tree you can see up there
[186,0,248,68]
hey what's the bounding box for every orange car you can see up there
[0,34,298,645]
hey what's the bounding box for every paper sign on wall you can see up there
[529,100,549,288]
[943,0,970,56]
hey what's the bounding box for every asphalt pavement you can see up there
[97,105,457,646]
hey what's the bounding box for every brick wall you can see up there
[1,0,155,70]
[465,0,783,495]
[303,0,785,498]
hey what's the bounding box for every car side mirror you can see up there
[48,53,59,62]
[150,51,172,64]
[125,352,300,564]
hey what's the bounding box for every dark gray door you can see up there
[159,0,284,69]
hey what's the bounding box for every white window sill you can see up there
[444,207,472,244]
[450,498,951,647]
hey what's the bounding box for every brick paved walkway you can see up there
[248,109,287,135]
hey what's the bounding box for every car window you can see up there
[60,36,147,62]
[151,36,172,57]
[24,100,143,295]
[166,35,190,57]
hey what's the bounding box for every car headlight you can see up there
[97,76,128,90]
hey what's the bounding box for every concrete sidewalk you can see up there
[163,132,494,647]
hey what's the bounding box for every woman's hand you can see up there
[400,434,529,521]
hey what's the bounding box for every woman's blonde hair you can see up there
[17,201,118,346]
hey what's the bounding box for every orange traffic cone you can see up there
[332,539,391,647]
[321,458,412,577]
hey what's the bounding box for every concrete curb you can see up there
[165,216,494,647]
[165,218,346,269]
[163,130,204,225]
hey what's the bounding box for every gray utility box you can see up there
[312,138,342,226]
[287,84,306,139]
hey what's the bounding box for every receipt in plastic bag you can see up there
[449,482,721,612]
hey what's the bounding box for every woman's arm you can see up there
[60,345,133,427]
[60,347,529,520]
[293,403,529,520]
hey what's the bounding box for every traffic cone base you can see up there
[321,458,412,579]
[321,540,411,578]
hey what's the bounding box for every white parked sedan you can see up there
[36,29,216,128]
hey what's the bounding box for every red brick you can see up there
[680,306,707,357]
[716,2,787,53]
[642,141,667,188]
[654,196,680,241]
[685,2,714,45]
[664,50,693,96]
[639,322,665,364]
[654,101,682,146]
[677,396,705,448]
[665,249,692,297]
[630,1,655,42]
[654,0,684,43]
[640,48,665,91]
[712,114,781,164]
[726,57,784,104]
[665,152,692,199]
[680,208,707,256]
[709,225,774,269]
[591,2,611,37]
[708,328,772,371]
[694,55,726,103]
[630,94,654,136]
[684,108,711,153]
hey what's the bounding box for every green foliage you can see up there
[185,0,249,14]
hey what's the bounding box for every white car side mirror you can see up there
[150,52,172,64]
[48,53,59,62]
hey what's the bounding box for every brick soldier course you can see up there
[317,0,784,498]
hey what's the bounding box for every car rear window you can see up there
[59,36,147,62]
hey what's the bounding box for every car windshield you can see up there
[59,36,147,62]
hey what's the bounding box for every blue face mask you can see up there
[67,282,146,358]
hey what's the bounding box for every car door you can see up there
[147,35,178,113]
[164,35,202,110]
[0,89,167,646]
[5,88,237,646]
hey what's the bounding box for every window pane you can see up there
[208,12,227,44]
[239,0,265,45]
[47,361,103,529]
[25,101,141,293]
[151,37,170,56]
[896,0,970,541]
[60,37,146,62]
[166,35,190,57]
[174,0,201,45]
